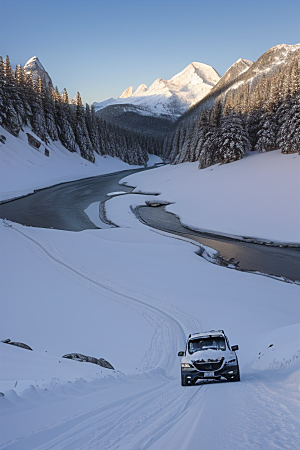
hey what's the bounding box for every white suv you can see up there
[178,330,240,385]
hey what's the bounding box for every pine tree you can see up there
[54,87,77,152]
[218,106,250,164]
[162,132,173,162]
[41,83,58,141]
[276,57,300,154]
[277,94,300,154]
[175,121,197,163]
[13,64,27,127]
[199,100,222,169]
[0,56,6,126]
[73,92,94,162]
[255,111,277,153]
[255,76,279,153]
[192,109,210,161]
[168,127,181,163]
[2,55,21,136]
[85,103,101,154]
[29,76,47,142]
[247,81,262,149]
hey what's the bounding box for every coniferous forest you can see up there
[163,50,300,167]
[0,48,299,169]
[0,55,150,166]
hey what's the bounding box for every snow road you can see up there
[1,157,299,449]
[1,220,299,449]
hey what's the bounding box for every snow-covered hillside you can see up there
[0,126,161,201]
[94,62,221,118]
[120,151,300,244]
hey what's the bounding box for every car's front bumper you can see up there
[182,364,239,384]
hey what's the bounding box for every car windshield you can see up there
[188,337,226,354]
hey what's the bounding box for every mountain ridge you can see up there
[94,61,221,118]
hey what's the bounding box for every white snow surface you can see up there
[120,151,300,244]
[94,61,221,117]
[0,131,300,449]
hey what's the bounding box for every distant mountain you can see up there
[97,103,174,138]
[183,44,299,121]
[94,62,221,119]
[212,58,253,91]
[163,43,300,168]
[24,56,53,89]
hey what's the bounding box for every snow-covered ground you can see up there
[0,130,299,449]
[0,126,161,202]
[120,151,300,244]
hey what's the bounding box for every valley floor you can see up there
[0,128,299,449]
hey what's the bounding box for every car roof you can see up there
[188,330,225,339]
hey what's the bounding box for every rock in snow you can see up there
[62,353,115,370]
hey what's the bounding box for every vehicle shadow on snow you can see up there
[191,378,239,387]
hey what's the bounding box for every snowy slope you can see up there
[0,217,299,448]
[0,125,161,201]
[120,151,300,244]
[210,44,300,103]
[94,62,221,118]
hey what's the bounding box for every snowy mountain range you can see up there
[94,62,221,118]
[184,43,300,121]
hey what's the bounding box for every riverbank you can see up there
[119,150,300,244]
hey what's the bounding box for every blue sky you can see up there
[1,0,299,104]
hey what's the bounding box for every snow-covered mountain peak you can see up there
[120,86,133,98]
[25,56,43,71]
[134,84,148,95]
[24,56,53,89]
[170,62,220,88]
[94,61,221,118]
[218,58,253,86]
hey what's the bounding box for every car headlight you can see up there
[181,363,193,368]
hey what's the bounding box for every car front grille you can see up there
[193,359,223,371]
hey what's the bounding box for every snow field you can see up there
[120,150,300,243]
[1,216,299,448]
[1,128,300,449]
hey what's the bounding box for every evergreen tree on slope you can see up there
[73,92,94,162]
[54,87,76,152]
[255,77,279,153]
[218,103,250,164]
[277,57,300,154]
[2,55,21,136]
[199,100,222,169]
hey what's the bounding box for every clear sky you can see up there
[1,0,299,104]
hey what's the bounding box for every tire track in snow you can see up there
[7,222,201,375]
[2,380,205,450]
[2,222,206,450]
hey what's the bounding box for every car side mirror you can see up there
[231,345,239,351]
[178,351,184,357]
